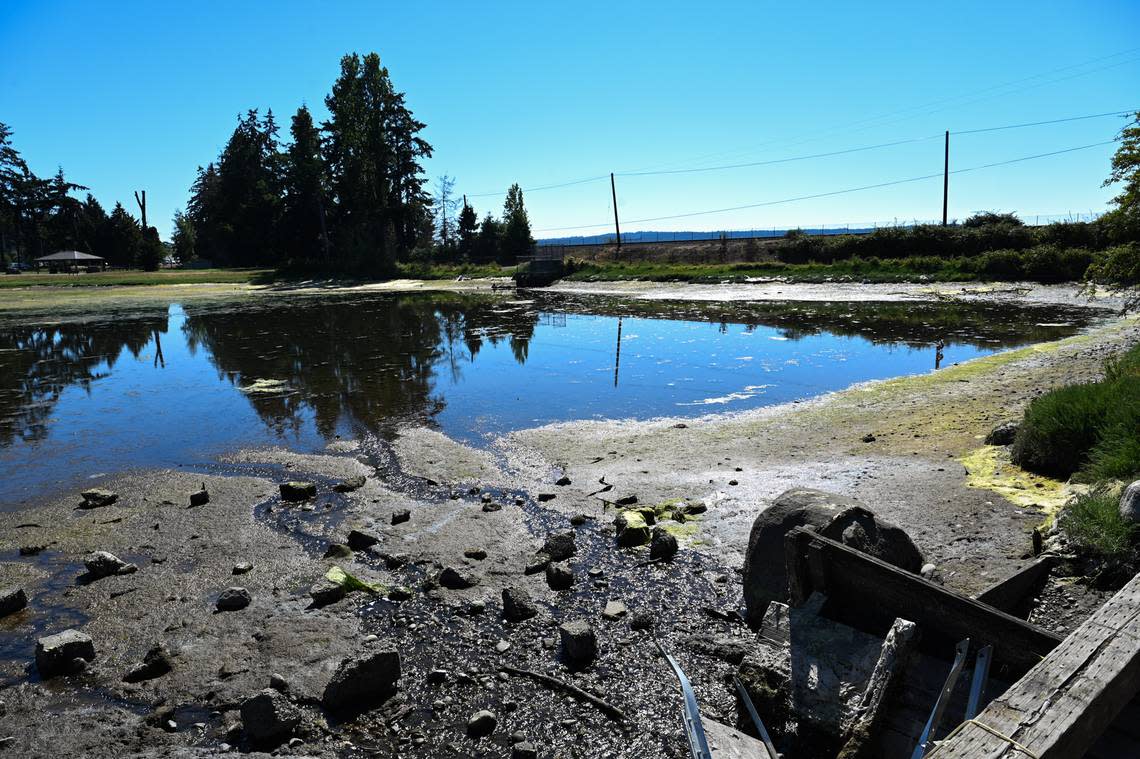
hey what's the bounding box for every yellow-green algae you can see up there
[959,445,1070,521]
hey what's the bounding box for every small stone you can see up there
[482,502,502,513]
[512,741,539,759]
[630,611,654,631]
[309,578,346,607]
[614,494,638,507]
[323,543,353,559]
[467,600,486,615]
[602,600,628,620]
[427,668,449,684]
[524,554,551,575]
[467,709,497,738]
[920,563,938,580]
[542,531,577,561]
[322,650,401,710]
[614,510,650,547]
[123,644,173,682]
[502,587,537,622]
[84,551,137,579]
[559,620,596,665]
[495,639,511,653]
[555,476,572,487]
[673,422,688,429]
[35,629,95,677]
[232,562,254,575]
[0,587,28,618]
[861,433,876,443]
[387,586,413,602]
[440,566,480,589]
[728,479,739,486]
[269,673,290,692]
[546,562,574,590]
[537,493,556,502]
[79,488,118,509]
[391,509,411,525]
[347,529,380,551]
[464,548,487,560]
[279,481,316,502]
[333,475,366,493]
[649,527,679,561]
[189,488,210,507]
[216,587,251,612]
[569,514,587,526]
[240,688,300,744]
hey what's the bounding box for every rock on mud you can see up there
[79,488,118,509]
[189,487,210,507]
[559,620,597,665]
[602,600,628,620]
[985,420,1020,446]
[322,649,401,710]
[545,562,574,590]
[502,587,538,622]
[84,551,138,579]
[742,488,923,625]
[542,530,577,561]
[35,629,95,678]
[614,510,651,547]
[391,508,411,525]
[279,481,317,502]
[467,709,498,737]
[649,527,679,560]
[333,475,366,493]
[512,741,539,759]
[347,529,380,551]
[240,688,301,744]
[123,644,173,682]
[0,587,27,618]
[216,587,252,611]
[309,578,347,607]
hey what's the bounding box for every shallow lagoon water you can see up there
[0,290,1104,502]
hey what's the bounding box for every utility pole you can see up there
[942,131,949,226]
[610,173,622,252]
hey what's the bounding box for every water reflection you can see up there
[0,291,1105,500]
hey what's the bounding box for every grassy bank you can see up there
[0,268,275,289]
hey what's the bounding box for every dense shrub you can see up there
[1086,242,1140,288]
[1012,344,1140,479]
[1061,489,1137,559]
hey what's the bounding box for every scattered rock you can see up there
[279,481,317,501]
[495,639,511,653]
[309,578,347,607]
[347,529,380,551]
[614,510,651,547]
[270,673,290,692]
[537,493,556,502]
[614,494,638,507]
[1120,481,1140,524]
[920,563,938,580]
[559,620,596,665]
[649,527,679,561]
[323,543,353,559]
[232,562,254,575]
[482,501,502,512]
[84,551,138,579]
[742,488,923,625]
[569,513,587,526]
[512,741,539,759]
[0,587,27,618]
[216,587,252,612]
[630,611,654,631]
[555,476,572,487]
[467,709,497,738]
[524,554,551,575]
[79,488,118,509]
[546,562,574,590]
[322,649,401,710]
[240,688,300,744]
[464,548,487,560]
[502,587,538,622]
[333,475,366,493]
[861,433,876,443]
[542,530,576,561]
[35,629,95,678]
[189,487,210,507]
[427,668,449,684]
[602,600,628,620]
[391,508,411,525]
[123,644,173,682]
[985,421,1020,446]
[387,586,413,602]
[673,422,688,429]
[439,566,480,589]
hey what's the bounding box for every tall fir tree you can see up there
[282,105,329,263]
[500,183,533,264]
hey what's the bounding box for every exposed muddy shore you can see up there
[0,280,1135,758]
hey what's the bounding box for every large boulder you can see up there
[240,688,301,744]
[0,587,27,618]
[35,629,96,678]
[502,587,538,622]
[322,649,401,711]
[84,551,137,579]
[743,488,923,625]
[1120,481,1140,524]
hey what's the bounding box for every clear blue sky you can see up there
[2,1,1137,240]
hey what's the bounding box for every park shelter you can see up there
[34,250,107,272]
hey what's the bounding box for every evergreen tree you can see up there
[475,213,502,264]
[171,208,196,263]
[211,109,283,266]
[187,163,222,263]
[106,202,142,267]
[500,183,533,264]
[457,201,478,261]
[282,105,329,263]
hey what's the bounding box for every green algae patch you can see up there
[658,518,701,541]
[615,509,651,546]
[326,565,386,595]
[239,378,292,395]
[959,445,1069,520]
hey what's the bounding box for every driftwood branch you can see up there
[502,665,626,721]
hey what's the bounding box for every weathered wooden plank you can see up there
[926,573,1140,759]
[703,717,774,759]
[838,618,919,759]
[974,556,1056,617]
[784,528,1062,675]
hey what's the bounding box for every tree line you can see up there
[180,52,535,273]
[0,124,164,269]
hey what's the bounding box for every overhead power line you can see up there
[534,140,1116,232]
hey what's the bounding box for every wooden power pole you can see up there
[610,173,622,251]
[942,131,949,226]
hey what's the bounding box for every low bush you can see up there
[1062,489,1136,559]
[1085,242,1140,289]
